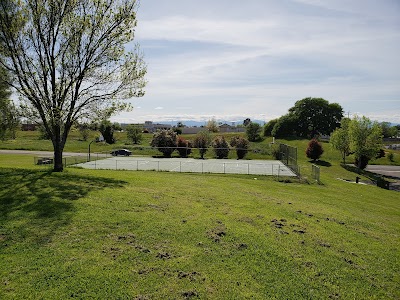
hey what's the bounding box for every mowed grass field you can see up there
[0,146,399,299]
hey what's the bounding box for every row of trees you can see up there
[150,130,250,160]
[303,116,384,170]
[330,116,383,169]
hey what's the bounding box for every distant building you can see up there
[21,123,37,131]
[218,124,245,133]
[143,121,172,133]
[181,127,204,134]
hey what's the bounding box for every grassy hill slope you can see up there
[0,154,399,299]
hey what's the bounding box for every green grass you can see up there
[0,153,399,299]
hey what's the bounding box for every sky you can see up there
[113,0,400,125]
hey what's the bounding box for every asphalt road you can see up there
[0,149,88,156]
[365,165,400,179]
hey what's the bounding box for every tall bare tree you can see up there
[0,0,146,171]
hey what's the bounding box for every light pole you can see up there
[88,140,95,162]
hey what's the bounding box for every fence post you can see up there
[223,163,225,174]
[137,160,139,171]
[247,163,249,175]
[180,161,182,173]
[158,161,160,171]
[278,165,280,180]
[116,159,118,170]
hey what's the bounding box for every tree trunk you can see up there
[53,142,64,172]
[52,125,65,172]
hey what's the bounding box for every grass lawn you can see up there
[0,152,399,299]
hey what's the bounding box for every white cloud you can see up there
[120,0,400,124]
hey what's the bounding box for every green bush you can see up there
[150,129,177,157]
[193,131,211,159]
[230,136,249,159]
[246,122,262,142]
[177,136,192,158]
[387,152,394,162]
[212,136,229,159]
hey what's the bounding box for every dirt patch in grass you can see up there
[182,290,199,299]
[207,222,227,242]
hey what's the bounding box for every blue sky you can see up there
[114,0,400,124]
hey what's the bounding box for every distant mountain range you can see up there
[149,119,266,127]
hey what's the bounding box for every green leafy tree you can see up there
[288,97,343,137]
[330,118,351,164]
[212,136,229,159]
[0,65,19,140]
[243,118,251,126]
[126,125,142,145]
[99,120,115,144]
[246,122,262,142]
[271,114,297,138]
[230,136,249,159]
[379,122,398,138]
[349,116,383,169]
[306,139,324,162]
[263,119,278,137]
[0,0,146,171]
[193,131,211,159]
[112,122,122,132]
[206,118,219,133]
[150,129,177,158]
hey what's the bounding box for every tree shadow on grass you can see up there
[0,168,127,247]
[312,160,332,167]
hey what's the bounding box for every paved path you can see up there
[0,149,88,156]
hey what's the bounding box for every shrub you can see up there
[193,131,211,159]
[230,136,249,159]
[177,136,192,158]
[246,122,262,142]
[126,125,143,144]
[376,149,385,159]
[212,136,229,159]
[387,152,394,162]
[173,128,182,135]
[306,139,324,162]
[271,143,281,160]
[150,129,177,157]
